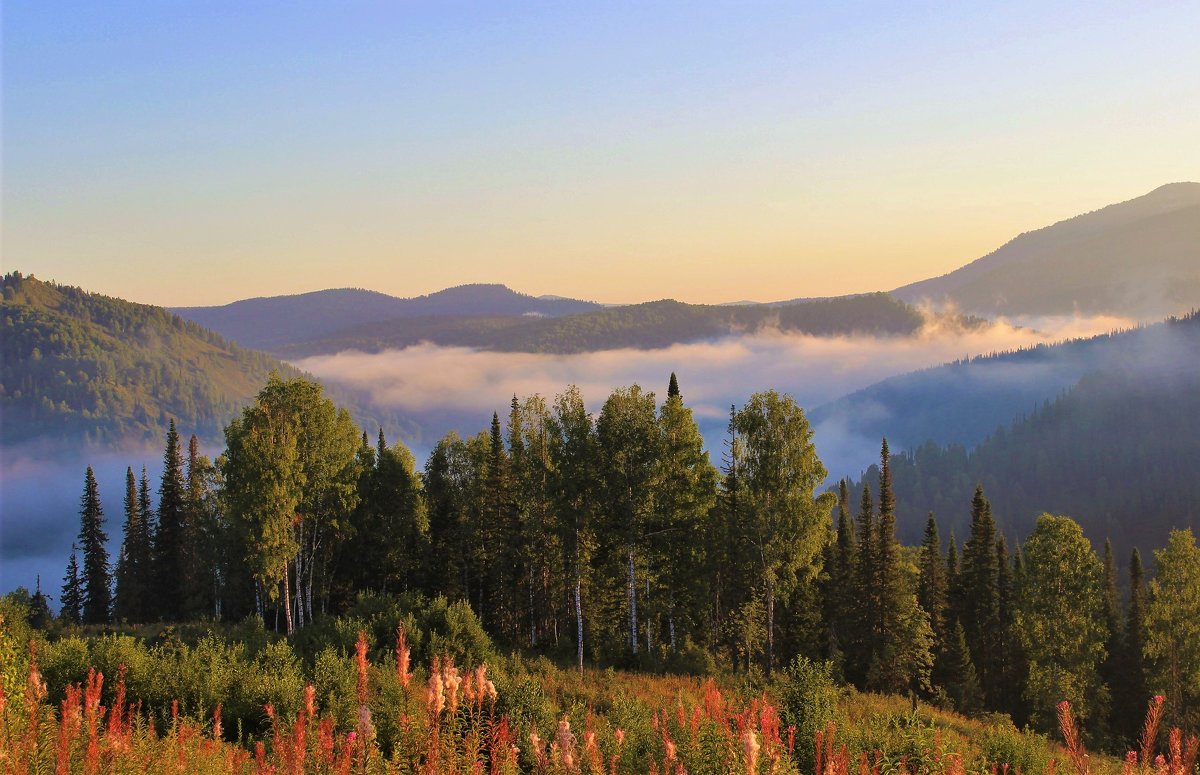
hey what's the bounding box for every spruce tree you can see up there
[483,410,521,641]
[667,372,681,400]
[154,419,187,619]
[61,545,82,624]
[918,513,949,699]
[826,479,857,667]
[114,467,150,622]
[1099,538,1122,741]
[865,439,932,694]
[848,482,876,686]
[654,377,717,655]
[77,466,112,624]
[961,485,1000,705]
[946,528,961,622]
[940,619,982,713]
[1115,548,1148,744]
[994,535,1025,720]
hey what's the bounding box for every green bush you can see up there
[975,720,1051,774]
[774,656,841,772]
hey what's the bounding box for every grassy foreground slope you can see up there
[0,600,1140,775]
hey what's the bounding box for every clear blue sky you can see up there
[4,1,1198,305]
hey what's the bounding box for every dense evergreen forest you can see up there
[32,371,1200,756]
[0,272,415,448]
[844,312,1200,560]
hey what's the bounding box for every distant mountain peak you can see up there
[892,183,1200,319]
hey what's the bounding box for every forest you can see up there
[3,370,1199,774]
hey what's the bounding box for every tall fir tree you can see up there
[1115,547,1149,745]
[848,481,876,686]
[940,619,983,713]
[994,535,1025,721]
[825,479,857,669]
[653,374,717,654]
[945,528,961,623]
[918,513,953,700]
[1099,538,1123,741]
[114,467,151,622]
[865,439,932,694]
[960,485,1001,705]
[77,466,112,624]
[483,410,522,642]
[61,544,82,624]
[154,419,187,619]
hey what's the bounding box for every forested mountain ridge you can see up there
[173,283,603,351]
[844,311,1200,560]
[810,314,1196,453]
[276,292,949,357]
[892,182,1200,318]
[0,272,414,449]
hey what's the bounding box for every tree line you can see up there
[58,373,1200,746]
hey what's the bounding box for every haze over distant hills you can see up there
[892,182,1200,319]
[842,311,1200,560]
[173,284,602,351]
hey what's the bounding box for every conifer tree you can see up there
[61,545,82,624]
[77,466,112,624]
[918,514,950,699]
[847,482,876,686]
[994,535,1025,720]
[1099,538,1122,740]
[825,479,857,667]
[483,410,522,641]
[654,375,717,654]
[940,619,982,713]
[865,439,932,694]
[946,529,961,622]
[154,419,187,619]
[918,513,947,642]
[1114,547,1148,745]
[115,467,151,622]
[667,372,680,399]
[961,485,1001,704]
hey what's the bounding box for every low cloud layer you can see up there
[0,312,1131,596]
[295,312,1132,452]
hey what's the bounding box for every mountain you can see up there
[843,311,1200,560]
[0,272,414,450]
[173,284,602,351]
[276,293,954,357]
[892,182,1200,319]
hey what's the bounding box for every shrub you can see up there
[775,655,840,771]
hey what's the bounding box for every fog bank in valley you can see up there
[0,313,1128,597]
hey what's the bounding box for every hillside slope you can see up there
[811,315,1192,454]
[173,284,602,351]
[892,182,1200,318]
[844,312,1200,557]
[1,272,414,449]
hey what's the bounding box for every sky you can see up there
[4,1,1199,307]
